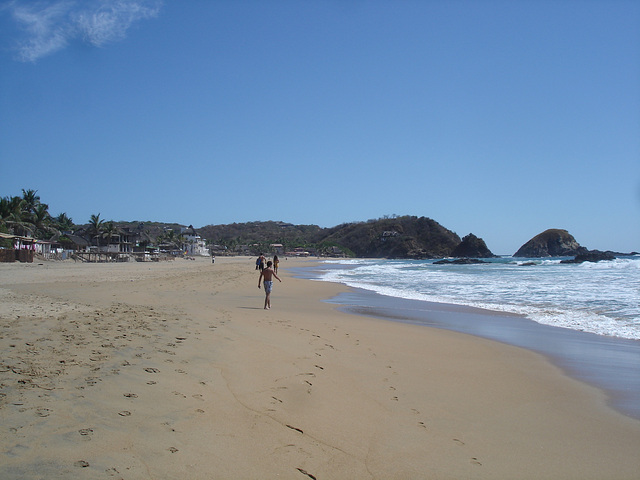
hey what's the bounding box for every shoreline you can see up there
[331,288,640,421]
[1,257,639,479]
[293,261,640,421]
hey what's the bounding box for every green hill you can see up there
[199,216,464,259]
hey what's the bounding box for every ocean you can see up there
[294,255,640,419]
[308,255,640,340]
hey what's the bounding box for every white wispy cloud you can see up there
[4,0,162,62]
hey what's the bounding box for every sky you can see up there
[1,0,638,255]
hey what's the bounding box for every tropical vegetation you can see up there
[0,189,73,247]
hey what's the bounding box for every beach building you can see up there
[0,232,36,262]
[57,234,90,253]
[71,226,138,254]
[285,247,311,257]
[181,226,209,256]
[270,243,284,255]
[103,227,136,253]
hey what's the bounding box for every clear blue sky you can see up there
[1,0,638,254]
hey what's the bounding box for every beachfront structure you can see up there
[0,232,36,262]
[103,227,136,253]
[285,247,311,257]
[270,243,284,255]
[181,226,209,256]
[72,226,138,254]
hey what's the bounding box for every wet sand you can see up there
[1,257,639,479]
[322,287,640,421]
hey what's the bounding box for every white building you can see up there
[181,226,210,256]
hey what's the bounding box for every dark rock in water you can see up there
[451,233,497,258]
[514,229,587,257]
[433,258,488,265]
[519,261,538,266]
[560,250,616,264]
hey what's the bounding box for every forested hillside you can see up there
[200,216,466,259]
[2,190,492,258]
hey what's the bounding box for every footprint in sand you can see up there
[79,428,94,440]
[118,411,131,416]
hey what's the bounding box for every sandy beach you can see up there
[1,257,639,479]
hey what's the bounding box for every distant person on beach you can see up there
[258,260,281,309]
[256,253,266,271]
[273,255,279,274]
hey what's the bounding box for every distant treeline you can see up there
[2,190,476,258]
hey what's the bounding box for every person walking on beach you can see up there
[256,253,266,271]
[273,255,279,274]
[258,260,281,309]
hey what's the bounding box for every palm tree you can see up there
[32,203,53,238]
[103,221,119,250]
[0,196,32,237]
[53,213,74,232]
[0,191,52,239]
[88,214,104,248]
[0,196,19,227]
[21,189,41,216]
[0,197,17,247]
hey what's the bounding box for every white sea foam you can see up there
[313,257,640,340]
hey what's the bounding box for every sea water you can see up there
[310,256,640,340]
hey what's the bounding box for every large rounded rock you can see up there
[514,229,586,257]
[451,233,496,258]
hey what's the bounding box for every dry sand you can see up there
[1,256,639,479]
